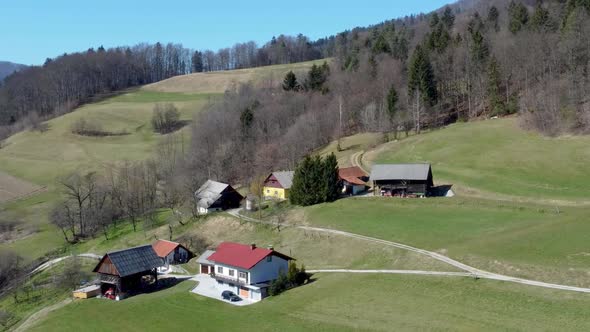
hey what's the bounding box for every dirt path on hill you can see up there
[28,253,101,277]
[12,298,72,332]
[350,151,369,174]
[228,209,590,294]
[307,269,472,277]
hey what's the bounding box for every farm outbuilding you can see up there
[93,245,164,300]
[152,240,195,271]
[338,166,369,195]
[370,163,434,197]
[194,180,244,214]
[72,285,101,299]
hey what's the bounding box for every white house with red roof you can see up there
[196,242,294,301]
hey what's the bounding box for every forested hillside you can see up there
[181,0,590,187]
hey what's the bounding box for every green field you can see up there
[28,274,590,331]
[304,197,590,286]
[0,90,214,186]
[3,63,590,331]
[143,60,328,94]
[364,118,590,203]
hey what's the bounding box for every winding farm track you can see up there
[228,210,590,294]
[28,253,101,277]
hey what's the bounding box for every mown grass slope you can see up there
[304,197,590,286]
[143,60,327,94]
[0,90,213,186]
[29,274,590,331]
[364,118,590,203]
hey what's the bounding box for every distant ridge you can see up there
[0,61,26,81]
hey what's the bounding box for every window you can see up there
[229,269,235,277]
[274,191,278,195]
[217,266,223,274]
[266,189,270,193]
[267,255,272,262]
[238,272,247,279]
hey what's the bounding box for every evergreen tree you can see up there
[487,57,505,116]
[372,33,391,54]
[290,154,339,206]
[368,55,378,78]
[282,71,299,91]
[487,6,500,32]
[387,85,399,130]
[392,34,409,61]
[240,106,254,131]
[191,51,203,73]
[427,21,451,53]
[306,62,330,93]
[563,0,590,28]
[408,45,437,107]
[322,153,340,202]
[531,3,554,32]
[468,14,489,64]
[508,1,529,34]
[442,6,456,29]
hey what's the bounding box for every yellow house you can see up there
[263,171,294,200]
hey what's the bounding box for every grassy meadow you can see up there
[28,274,590,332]
[364,118,590,203]
[143,60,328,94]
[2,62,590,331]
[303,197,590,287]
[0,90,215,186]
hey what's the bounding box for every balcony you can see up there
[210,272,248,286]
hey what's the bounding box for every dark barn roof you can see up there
[369,164,432,181]
[194,180,243,209]
[93,245,163,277]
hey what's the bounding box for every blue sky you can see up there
[1,0,452,65]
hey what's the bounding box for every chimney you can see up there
[250,243,256,250]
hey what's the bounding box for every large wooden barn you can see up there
[93,245,164,300]
[369,163,434,197]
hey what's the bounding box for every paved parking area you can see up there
[190,274,255,306]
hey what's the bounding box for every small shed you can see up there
[370,163,434,197]
[72,285,101,299]
[92,245,164,299]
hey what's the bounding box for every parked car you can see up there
[221,290,236,300]
[229,294,242,302]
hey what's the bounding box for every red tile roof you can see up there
[339,166,367,179]
[207,242,293,270]
[152,240,181,258]
[341,175,367,186]
[339,166,368,186]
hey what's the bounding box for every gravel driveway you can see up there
[191,274,255,306]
